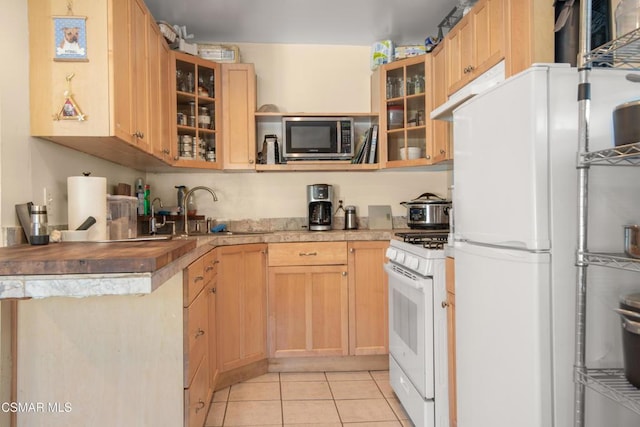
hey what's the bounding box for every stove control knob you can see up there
[385,248,397,260]
[406,256,419,270]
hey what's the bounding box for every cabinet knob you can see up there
[195,400,206,412]
[349,248,355,253]
[342,271,348,276]
[441,301,449,308]
[195,328,205,338]
[249,159,255,164]
[425,154,431,160]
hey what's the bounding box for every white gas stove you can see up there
[384,232,449,427]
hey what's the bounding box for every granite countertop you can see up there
[0,229,401,299]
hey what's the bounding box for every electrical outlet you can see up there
[43,187,53,209]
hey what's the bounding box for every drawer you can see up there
[203,249,219,284]
[184,257,206,307]
[268,242,347,266]
[184,354,210,427]
[184,286,209,387]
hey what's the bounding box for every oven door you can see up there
[385,262,434,399]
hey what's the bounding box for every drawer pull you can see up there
[195,399,206,412]
[195,328,205,338]
[210,287,216,294]
[299,251,318,257]
[214,260,220,264]
[194,275,204,282]
[205,266,214,272]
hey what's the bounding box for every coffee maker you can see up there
[307,184,333,231]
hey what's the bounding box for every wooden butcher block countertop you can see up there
[0,239,197,275]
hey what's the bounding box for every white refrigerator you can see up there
[453,64,640,427]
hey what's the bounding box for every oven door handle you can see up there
[384,263,424,291]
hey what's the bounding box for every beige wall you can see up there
[150,42,451,220]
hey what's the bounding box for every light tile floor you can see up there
[205,370,415,427]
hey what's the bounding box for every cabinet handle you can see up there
[132,131,145,139]
[210,287,216,294]
[205,266,214,272]
[195,328,205,338]
[468,65,475,73]
[194,275,204,282]
[249,159,255,164]
[299,251,318,256]
[162,149,170,154]
[195,400,206,412]
[440,149,446,155]
[441,301,449,308]
[214,260,220,264]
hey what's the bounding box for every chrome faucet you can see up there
[150,197,163,234]
[183,186,218,235]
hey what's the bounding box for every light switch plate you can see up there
[368,205,393,229]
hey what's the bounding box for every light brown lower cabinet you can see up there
[216,244,268,372]
[204,249,219,387]
[267,241,389,358]
[445,256,457,427]
[347,241,389,355]
[183,250,215,427]
[268,264,349,357]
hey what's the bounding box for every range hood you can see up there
[431,60,506,121]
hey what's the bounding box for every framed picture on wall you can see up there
[53,16,88,61]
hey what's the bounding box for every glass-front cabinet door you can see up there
[171,51,221,169]
[378,55,432,168]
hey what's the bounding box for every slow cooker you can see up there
[401,192,451,229]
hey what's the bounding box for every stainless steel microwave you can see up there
[282,117,354,160]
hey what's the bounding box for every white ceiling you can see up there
[144,0,462,46]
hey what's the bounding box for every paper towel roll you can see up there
[67,176,107,241]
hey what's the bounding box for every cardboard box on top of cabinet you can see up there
[371,40,394,70]
[394,45,426,60]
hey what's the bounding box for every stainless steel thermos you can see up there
[344,206,358,230]
[30,205,49,245]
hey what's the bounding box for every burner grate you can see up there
[395,232,449,250]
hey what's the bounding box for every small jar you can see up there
[198,107,211,128]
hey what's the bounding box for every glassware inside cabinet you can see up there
[176,61,196,94]
[386,68,405,99]
[197,66,215,98]
[406,62,426,96]
[406,96,426,128]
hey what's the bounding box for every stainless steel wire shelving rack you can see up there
[574,5,640,426]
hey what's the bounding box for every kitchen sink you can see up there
[97,235,174,242]
[216,231,272,236]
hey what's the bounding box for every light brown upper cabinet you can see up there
[221,63,257,170]
[446,0,506,96]
[170,52,222,169]
[429,43,452,163]
[28,0,169,171]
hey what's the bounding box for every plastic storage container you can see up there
[107,195,137,240]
